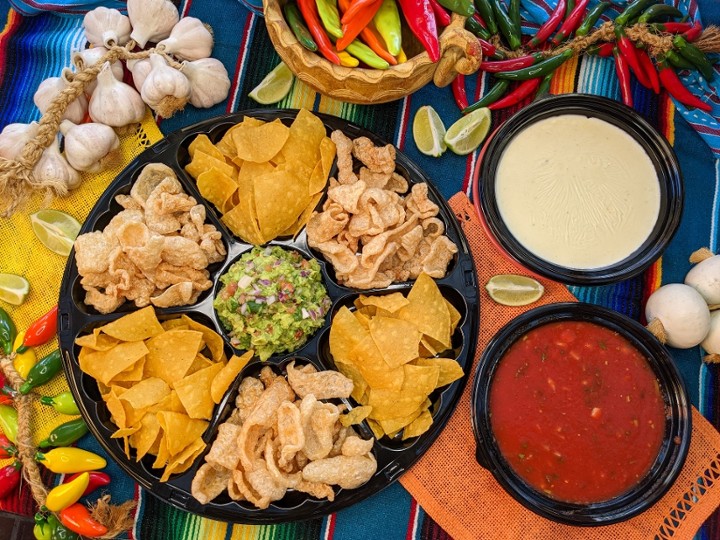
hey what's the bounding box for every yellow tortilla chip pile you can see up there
[75,307,252,482]
[329,273,464,440]
[184,109,336,245]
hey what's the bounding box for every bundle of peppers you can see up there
[456,0,714,113]
[284,0,476,68]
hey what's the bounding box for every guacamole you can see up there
[214,246,332,360]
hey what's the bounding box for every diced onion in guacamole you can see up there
[214,246,331,360]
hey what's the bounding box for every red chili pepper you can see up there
[297,0,341,64]
[397,0,440,62]
[0,394,11,406]
[637,48,660,94]
[488,78,542,110]
[451,74,470,111]
[0,461,21,498]
[528,0,566,48]
[615,27,652,89]
[428,0,452,27]
[613,46,633,107]
[481,53,542,73]
[654,22,693,34]
[16,305,57,353]
[64,471,111,496]
[657,57,712,112]
[337,0,383,51]
[551,0,590,45]
[0,434,16,459]
[341,0,380,23]
[478,38,497,58]
[596,42,615,57]
[682,20,703,42]
[59,503,108,537]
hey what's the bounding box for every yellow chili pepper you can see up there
[45,472,89,512]
[12,332,36,379]
[397,47,407,63]
[338,51,359,67]
[35,448,106,474]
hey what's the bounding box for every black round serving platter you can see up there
[57,109,480,523]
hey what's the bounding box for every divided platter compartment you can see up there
[58,110,479,523]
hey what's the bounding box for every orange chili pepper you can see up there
[337,0,396,65]
[337,0,383,51]
[59,503,108,537]
[341,0,380,23]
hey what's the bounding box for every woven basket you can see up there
[263,1,483,104]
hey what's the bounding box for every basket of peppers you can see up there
[263,0,484,104]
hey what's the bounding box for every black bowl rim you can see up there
[478,94,684,286]
[470,302,691,526]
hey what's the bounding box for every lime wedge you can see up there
[413,105,447,157]
[486,274,544,307]
[444,107,491,156]
[0,274,30,305]
[248,62,294,105]
[30,209,82,257]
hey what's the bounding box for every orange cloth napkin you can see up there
[400,193,720,540]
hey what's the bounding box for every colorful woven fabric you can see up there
[0,0,719,539]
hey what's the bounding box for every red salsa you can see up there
[489,320,666,504]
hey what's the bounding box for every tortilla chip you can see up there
[397,274,451,348]
[79,340,149,386]
[412,358,464,388]
[197,167,237,212]
[98,306,164,341]
[369,316,421,369]
[210,351,253,404]
[173,363,225,420]
[145,330,204,385]
[180,315,225,361]
[188,134,225,161]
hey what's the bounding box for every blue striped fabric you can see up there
[8,0,124,16]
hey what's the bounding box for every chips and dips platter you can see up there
[58,110,479,523]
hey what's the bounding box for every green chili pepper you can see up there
[48,514,79,540]
[495,49,574,80]
[673,35,715,80]
[19,349,62,395]
[38,418,88,449]
[509,0,521,33]
[0,307,16,356]
[465,15,492,41]
[284,2,318,52]
[615,0,657,26]
[0,404,18,444]
[575,1,610,36]
[40,392,80,416]
[436,0,475,17]
[534,72,554,100]
[463,80,510,114]
[373,0,402,56]
[491,0,521,50]
[665,49,695,70]
[316,0,343,39]
[473,0,497,34]
[345,40,390,69]
[638,4,683,24]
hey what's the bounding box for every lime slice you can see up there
[413,105,447,157]
[0,274,30,305]
[486,274,544,307]
[30,209,82,257]
[444,107,492,156]
[248,62,294,105]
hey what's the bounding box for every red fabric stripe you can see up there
[405,498,418,540]
[0,10,21,88]
[227,15,254,113]
[326,512,336,539]
[396,95,412,151]
[181,0,194,18]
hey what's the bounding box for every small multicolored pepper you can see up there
[38,418,88,449]
[340,0,379,22]
[682,20,703,42]
[636,47,660,94]
[45,472,90,512]
[40,392,80,416]
[338,50,359,66]
[298,0,341,63]
[451,74,470,111]
[495,49,574,80]
[284,2,318,52]
[59,504,108,538]
[465,13,492,41]
[489,77,542,109]
[360,23,397,65]
[528,0,566,48]
[429,0,452,27]
[575,1,610,36]
[534,72,554,100]
[614,45,634,107]
[463,80,510,113]
[615,0,657,26]
[0,307,16,356]
[0,460,21,498]
[473,0,497,35]
[0,404,18,444]
[586,42,615,57]
[665,49,695,70]
[35,447,106,473]
[19,349,62,395]
[0,433,16,458]
[491,0,521,50]
[672,35,715,80]
[509,0,521,33]
[16,305,57,353]
[316,0,343,39]
[33,513,52,540]
[13,332,37,379]
[652,22,692,34]
[657,56,712,111]
[551,0,590,45]
[345,38,391,69]
[48,514,79,540]
[64,471,111,496]
[481,53,542,73]
[638,4,683,24]
[337,0,383,51]
[373,0,402,55]
[615,26,652,88]
[397,0,440,62]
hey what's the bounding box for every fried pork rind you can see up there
[74,163,226,313]
[192,463,231,505]
[287,361,353,400]
[302,454,377,489]
[205,423,243,470]
[307,131,457,289]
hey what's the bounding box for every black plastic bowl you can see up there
[477,94,683,285]
[470,302,691,526]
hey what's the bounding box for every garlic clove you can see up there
[83,7,132,48]
[32,137,82,192]
[89,62,147,127]
[127,0,179,48]
[72,47,124,95]
[127,58,153,93]
[141,54,191,118]
[156,17,214,62]
[0,122,40,160]
[180,58,231,108]
[33,76,88,124]
[60,119,120,173]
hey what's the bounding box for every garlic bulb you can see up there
[33,137,82,191]
[83,7,131,48]
[127,0,179,48]
[181,58,231,108]
[141,54,191,118]
[60,120,120,173]
[156,17,213,61]
[72,47,124,94]
[127,58,152,93]
[89,62,146,127]
[33,71,88,124]
[0,122,39,160]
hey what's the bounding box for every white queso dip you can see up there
[495,115,660,269]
